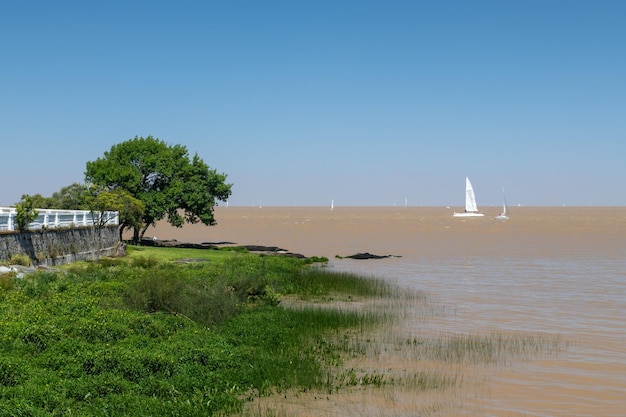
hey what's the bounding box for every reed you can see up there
[402,331,568,365]
[292,268,396,300]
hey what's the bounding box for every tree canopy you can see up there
[19,183,90,210]
[85,136,232,242]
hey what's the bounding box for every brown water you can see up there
[150,206,626,416]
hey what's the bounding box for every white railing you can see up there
[0,207,119,231]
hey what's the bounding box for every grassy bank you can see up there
[0,246,395,416]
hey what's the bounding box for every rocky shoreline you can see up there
[140,238,308,258]
[140,238,401,260]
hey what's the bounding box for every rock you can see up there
[241,245,285,253]
[241,245,306,258]
[0,265,39,278]
[0,266,16,274]
[344,252,401,260]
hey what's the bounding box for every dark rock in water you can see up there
[345,252,401,260]
[202,241,236,245]
[242,245,285,252]
[242,245,306,258]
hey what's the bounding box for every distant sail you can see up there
[495,187,509,220]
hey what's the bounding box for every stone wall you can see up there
[0,225,120,266]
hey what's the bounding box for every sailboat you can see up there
[453,177,484,217]
[495,187,509,220]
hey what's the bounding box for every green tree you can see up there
[84,136,232,243]
[86,186,145,239]
[49,183,90,209]
[19,193,52,209]
[19,183,90,210]
[15,196,39,231]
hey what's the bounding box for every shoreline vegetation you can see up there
[0,245,568,416]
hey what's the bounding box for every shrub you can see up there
[20,323,63,353]
[0,276,13,292]
[15,196,39,231]
[9,253,32,266]
[124,267,240,327]
[131,255,161,268]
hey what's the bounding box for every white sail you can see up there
[495,187,509,220]
[453,177,484,217]
[465,177,479,212]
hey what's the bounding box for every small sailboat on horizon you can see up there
[453,177,484,217]
[495,187,509,220]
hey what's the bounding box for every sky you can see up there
[2,0,625,207]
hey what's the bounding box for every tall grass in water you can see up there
[289,268,396,300]
[402,331,568,365]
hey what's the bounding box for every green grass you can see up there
[126,244,240,262]
[0,247,388,416]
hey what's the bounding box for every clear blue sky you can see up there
[2,1,625,207]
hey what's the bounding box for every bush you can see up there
[124,266,240,327]
[9,253,32,266]
[0,274,14,291]
[15,196,39,232]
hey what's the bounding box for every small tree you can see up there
[15,196,39,231]
[86,186,145,240]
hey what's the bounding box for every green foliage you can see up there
[14,196,39,231]
[0,252,387,415]
[129,255,161,268]
[50,183,90,209]
[86,186,145,232]
[304,255,330,264]
[84,135,232,242]
[9,254,32,266]
[19,183,90,210]
[0,357,25,386]
[18,192,50,209]
[0,274,13,291]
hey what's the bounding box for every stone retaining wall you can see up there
[0,226,120,266]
